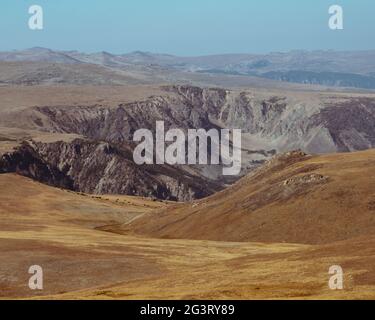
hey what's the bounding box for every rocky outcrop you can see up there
[308,97,375,152]
[0,142,74,190]
[1,85,375,200]
[0,139,221,201]
[4,85,375,157]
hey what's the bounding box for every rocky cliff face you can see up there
[308,97,375,152]
[0,139,221,201]
[1,85,375,200]
[0,142,74,189]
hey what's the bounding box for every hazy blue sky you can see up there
[1,0,374,55]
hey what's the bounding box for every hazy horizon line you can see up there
[2,46,375,58]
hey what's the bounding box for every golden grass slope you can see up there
[1,149,375,299]
[124,149,375,244]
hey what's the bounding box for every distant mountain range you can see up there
[1,47,375,89]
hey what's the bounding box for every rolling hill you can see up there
[2,151,375,299]
[123,149,375,244]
